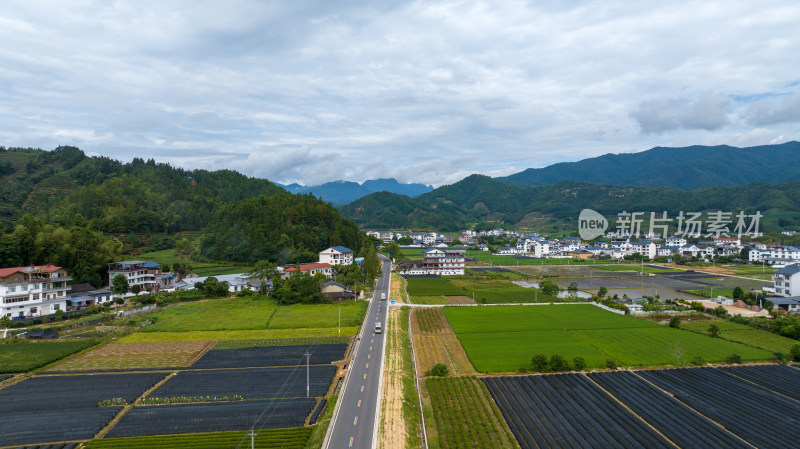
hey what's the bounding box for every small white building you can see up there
[318,246,354,266]
[0,265,71,319]
[773,263,800,297]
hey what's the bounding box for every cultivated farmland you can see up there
[426,376,519,449]
[411,308,475,376]
[85,427,312,449]
[48,340,213,371]
[193,343,347,369]
[679,319,800,354]
[0,372,165,446]
[142,297,277,331]
[444,305,773,372]
[0,339,99,373]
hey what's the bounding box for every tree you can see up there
[112,274,129,296]
[669,317,681,329]
[539,279,560,297]
[605,359,618,370]
[363,244,381,283]
[732,286,744,299]
[426,363,449,377]
[130,284,142,295]
[0,315,10,328]
[531,354,548,372]
[726,353,742,364]
[549,354,570,372]
[790,344,800,362]
[597,286,608,298]
[567,282,578,297]
[708,323,720,338]
[251,260,279,294]
[764,300,774,312]
[572,356,586,371]
[384,241,403,261]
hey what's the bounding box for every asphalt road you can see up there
[324,255,391,449]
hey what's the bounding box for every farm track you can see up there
[378,307,406,449]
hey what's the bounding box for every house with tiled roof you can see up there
[282,263,333,279]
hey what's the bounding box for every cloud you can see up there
[0,1,799,185]
[631,93,730,134]
[746,93,800,125]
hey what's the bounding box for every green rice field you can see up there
[679,320,800,354]
[0,340,99,373]
[444,305,774,372]
[406,277,464,296]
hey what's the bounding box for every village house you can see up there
[0,265,71,319]
[108,260,165,294]
[318,246,354,266]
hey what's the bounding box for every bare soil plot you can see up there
[445,296,473,304]
[49,341,214,371]
[411,308,475,376]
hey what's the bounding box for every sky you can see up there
[2,1,800,187]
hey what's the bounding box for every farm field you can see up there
[135,249,250,276]
[121,327,360,342]
[266,302,366,329]
[0,339,99,373]
[466,253,618,266]
[593,264,679,273]
[142,298,276,332]
[212,336,350,349]
[192,344,347,369]
[444,305,773,371]
[85,427,312,449]
[406,277,465,296]
[48,341,214,371]
[426,376,519,449]
[679,319,800,354]
[0,372,165,446]
[411,308,475,376]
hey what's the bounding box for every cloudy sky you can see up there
[2,1,799,186]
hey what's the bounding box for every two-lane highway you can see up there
[324,254,391,449]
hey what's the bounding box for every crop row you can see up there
[107,399,317,437]
[415,308,450,334]
[152,366,336,399]
[427,376,518,449]
[721,364,800,400]
[192,343,347,369]
[138,395,243,405]
[484,374,673,449]
[638,367,800,449]
[85,427,312,449]
[212,336,350,349]
[406,277,464,296]
[0,339,99,373]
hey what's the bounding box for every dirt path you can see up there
[378,307,406,449]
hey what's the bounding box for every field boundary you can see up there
[93,371,174,439]
[408,309,429,448]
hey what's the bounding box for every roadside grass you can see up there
[444,305,774,372]
[121,327,360,342]
[398,306,424,448]
[679,320,800,354]
[84,427,312,449]
[305,395,337,449]
[141,297,277,332]
[0,340,100,373]
[266,302,367,329]
[135,249,250,276]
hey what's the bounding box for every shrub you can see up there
[549,354,570,372]
[725,353,742,364]
[426,363,449,377]
[668,317,681,328]
[707,323,720,338]
[531,354,549,372]
[605,359,618,370]
[790,344,800,362]
[690,355,705,366]
[572,356,586,371]
[114,297,124,305]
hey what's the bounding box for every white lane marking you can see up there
[368,353,371,359]
[366,362,369,369]
[363,373,367,380]
[358,399,362,407]
[354,416,358,426]
[371,338,374,343]
[349,437,354,447]
[361,385,364,392]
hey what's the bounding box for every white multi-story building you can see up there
[422,248,465,275]
[318,246,354,266]
[773,264,800,297]
[1,265,71,319]
[749,245,800,263]
[108,261,163,293]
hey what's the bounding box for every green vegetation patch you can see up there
[573,327,772,366]
[266,302,367,329]
[212,336,350,350]
[0,339,99,373]
[135,249,250,276]
[467,253,618,266]
[84,427,311,449]
[685,288,736,298]
[456,330,608,372]
[122,327,360,342]
[680,320,799,354]
[406,277,464,296]
[449,279,559,304]
[142,298,277,332]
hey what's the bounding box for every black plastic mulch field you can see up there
[0,374,12,382]
[0,373,166,446]
[192,343,347,369]
[587,371,751,449]
[483,374,673,449]
[152,365,336,399]
[11,444,79,449]
[106,398,316,437]
[720,364,800,401]
[639,367,800,449]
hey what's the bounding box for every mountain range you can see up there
[277,178,433,205]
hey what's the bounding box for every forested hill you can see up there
[497,141,800,189]
[0,146,367,283]
[339,174,800,232]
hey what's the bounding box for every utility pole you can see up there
[338,306,341,336]
[305,350,311,398]
[247,430,258,449]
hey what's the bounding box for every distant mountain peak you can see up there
[277,177,433,205]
